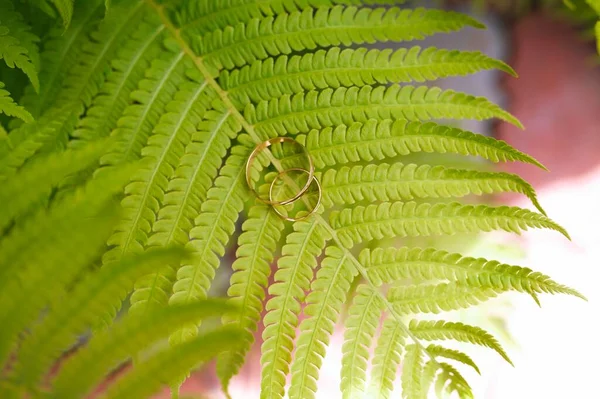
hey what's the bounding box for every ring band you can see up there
[268,168,322,222]
[245,137,314,206]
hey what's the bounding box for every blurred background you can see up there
[160,1,600,398]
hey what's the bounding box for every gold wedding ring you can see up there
[245,137,314,206]
[245,137,321,221]
[269,168,322,222]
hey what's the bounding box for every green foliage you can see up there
[0,1,584,398]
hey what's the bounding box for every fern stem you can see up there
[145,0,440,373]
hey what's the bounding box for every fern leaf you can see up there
[50,0,74,27]
[217,204,284,392]
[368,318,406,399]
[0,141,106,231]
[51,300,237,399]
[53,1,147,112]
[169,143,250,344]
[289,246,357,399]
[298,120,545,169]
[387,282,499,314]
[129,105,241,318]
[0,166,132,367]
[246,85,521,138]
[0,3,39,90]
[0,82,33,122]
[100,326,244,399]
[359,247,585,300]
[425,345,480,374]
[420,361,438,399]
[0,107,78,180]
[401,344,424,399]
[409,320,513,366]
[99,47,187,167]
[320,163,545,214]
[103,76,213,264]
[11,248,186,388]
[222,46,515,106]
[197,7,483,70]
[260,219,331,399]
[20,1,103,118]
[434,363,473,399]
[330,202,569,248]
[341,285,384,399]
[70,14,165,145]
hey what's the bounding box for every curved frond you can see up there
[11,248,186,388]
[101,326,244,399]
[246,85,521,137]
[341,285,384,399]
[359,247,585,300]
[434,363,473,399]
[387,282,499,314]
[330,202,569,248]
[0,166,131,367]
[289,246,357,399]
[425,344,480,374]
[368,318,406,399]
[260,219,331,399]
[50,0,74,27]
[409,320,513,366]
[168,143,250,344]
[0,3,39,90]
[222,46,515,106]
[52,300,237,399]
[320,162,545,214]
[197,7,483,70]
[0,83,33,122]
[297,120,544,169]
[217,204,284,392]
[401,344,423,399]
[0,140,105,231]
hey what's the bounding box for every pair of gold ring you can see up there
[245,137,322,221]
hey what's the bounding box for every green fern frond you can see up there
[196,7,483,71]
[331,202,568,248]
[246,85,521,137]
[401,345,424,399]
[0,107,78,180]
[0,140,105,230]
[289,246,357,399]
[222,46,515,106]
[360,247,585,300]
[368,318,406,399]
[425,345,481,375]
[103,75,212,264]
[11,248,186,388]
[320,163,545,214]
[169,143,250,344]
[52,300,238,399]
[341,285,384,399]
[100,326,244,399]
[409,320,513,366]
[298,120,545,169]
[434,363,473,399]
[0,165,132,367]
[387,282,499,314]
[0,2,39,91]
[70,14,166,145]
[218,204,284,392]
[260,219,331,399]
[0,83,33,123]
[50,0,74,27]
[99,46,187,167]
